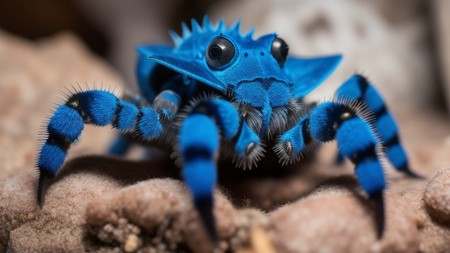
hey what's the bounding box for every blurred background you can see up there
[1,0,450,113]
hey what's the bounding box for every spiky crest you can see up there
[169,16,253,48]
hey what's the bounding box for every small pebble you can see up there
[124,234,140,253]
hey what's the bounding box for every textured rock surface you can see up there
[269,186,420,253]
[424,169,450,223]
[1,20,450,253]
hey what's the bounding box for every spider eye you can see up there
[206,36,235,68]
[271,37,289,66]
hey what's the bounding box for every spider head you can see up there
[139,17,342,133]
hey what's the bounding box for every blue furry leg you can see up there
[37,90,164,207]
[308,101,387,238]
[180,113,219,241]
[336,74,421,178]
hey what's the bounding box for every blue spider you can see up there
[37,16,420,240]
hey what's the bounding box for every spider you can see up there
[36,16,420,240]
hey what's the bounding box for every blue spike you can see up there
[169,30,182,47]
[229,20,241,36]
[191,18,202,34]
[244,27,255,39]
[216,18,225,32]
[202,15,214,31]
[181,22,191,38]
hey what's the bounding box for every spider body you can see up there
[37,17,419,240]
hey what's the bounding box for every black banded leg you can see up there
[179,97,262,240]
[309,102,387,238]
[336,75,422,178]
[107,89,181,156]
[180,113,219,240]
[37,90,165,207]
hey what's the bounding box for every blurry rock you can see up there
[433,0,450,113]
[401,172,450,253]
[0,30,123,181]
[424,169,450,223]
[0,170,120,252]
[268,187,420,253]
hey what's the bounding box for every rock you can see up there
[0,30,123,181]
[423,169,450,223]
[124,234,140,253]
[268,187,420,253]
[0,170,120,252]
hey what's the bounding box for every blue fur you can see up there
[268,82,291,107]
[336,117,377,157]
[180,114,219,157]
[183,159,217,199]
[206,99,240,139]
[138,108,163,139]
[309,102,342,142]
[336,75,365,101]
[38,143,67,174]
[386,144,408,170]
[48,105,83,142]
[117,101,139,131]
[355,158,386,196]
[77,91,118,126]
[364,85,385,113]
[37,17,416,239]
[375,112,398,142]
[280,116,308,155]
[235,121,259,156]
[234,82,266,107]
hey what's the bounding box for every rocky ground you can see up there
[0,31,450,253]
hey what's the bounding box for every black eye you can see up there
[271,37,289,66]
[206,36,235,68]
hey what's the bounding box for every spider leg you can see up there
[276,101,387,238]
[107,89,181,156]
[336,75,422,178]
[180,97,260,240]
[37,90,166,207]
